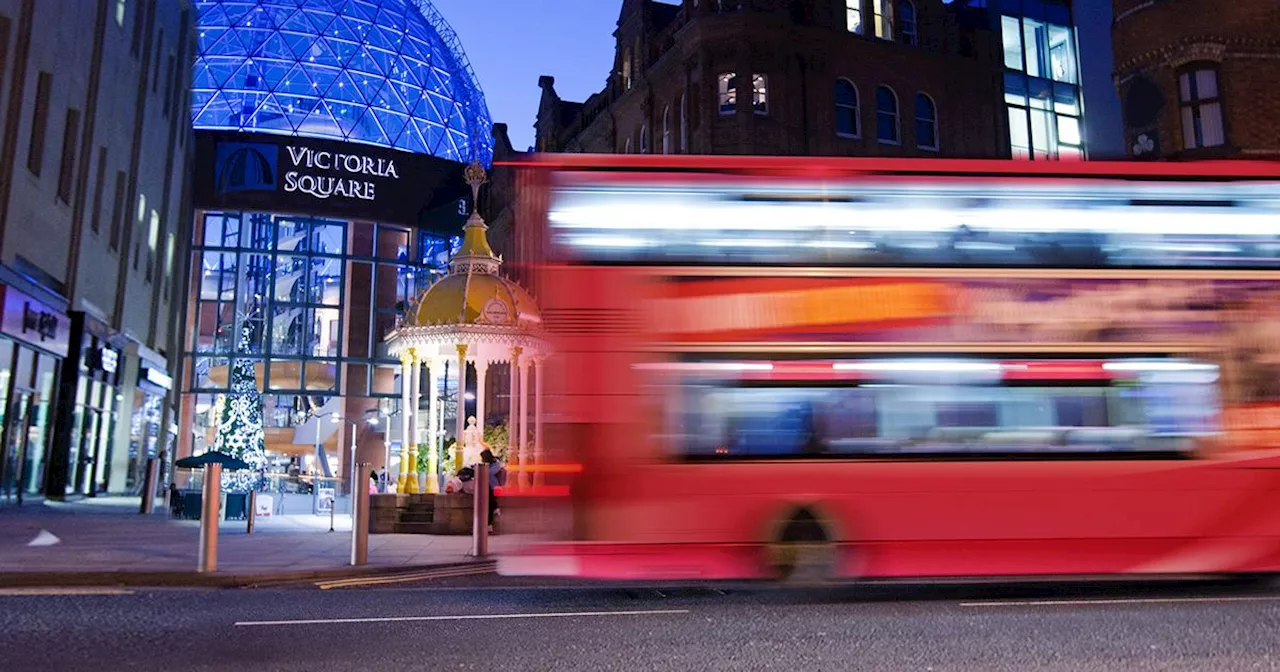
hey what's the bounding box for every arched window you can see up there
[875,85,899,144]
[835,79,859,138]
[624,136,632,153]
[640,124,649,153]
[662,106,672,154]
[915,92,938,150]
[622,49,633,90]
[679,92,689,152]
[900,0,917,46]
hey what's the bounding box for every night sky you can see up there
[432,0,1123,157]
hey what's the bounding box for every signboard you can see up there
[316,487,335,514]
[194,130,472,228]
[0,285,69,357]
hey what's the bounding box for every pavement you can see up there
[0,496,534,587]
[2,580,1279,671]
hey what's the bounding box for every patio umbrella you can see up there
[174,451,252,471]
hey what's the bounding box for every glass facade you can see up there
[0,339,58,502]
[185,210,455,471]
[997,1,1083,160]
[191,0,494,164]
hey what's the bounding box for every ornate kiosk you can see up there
[385,163,549,501]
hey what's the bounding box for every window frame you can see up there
[900,0,918,46]
[835,79,861,139]
[718,72,737,115]
[846,0,863,34]
[875,85,901,145]
[752,73,768,115]
[1177,65,1226,151]
[873,0,894,40]
[914,92,939,151]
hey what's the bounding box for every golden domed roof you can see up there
[414,272,541,328]
[408,160,541,330]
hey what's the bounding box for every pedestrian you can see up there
[368,469,378,495]
[377,467,388,493]
[168,482,181,518]
[480,449,506,534]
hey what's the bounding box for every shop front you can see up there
[0,284,68,504]
[128,360,172,495]
[46,311,124,498]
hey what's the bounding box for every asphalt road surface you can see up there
[2,578,1279,671]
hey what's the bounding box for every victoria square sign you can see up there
[193,130,470,226]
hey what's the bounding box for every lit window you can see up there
[752,74,768,115]
[1001,16,1022,70]
[622,49,632,90]
[846,0,862,34]
[835,79,860,138]
[873,0,894,40]
[718,72,737,114]
[876,85,899,144]
[914,93,938,150]
[900,1,917,46]
[115,0,126,27]
[1047,25,1077,84]
[1179,68,1225,149]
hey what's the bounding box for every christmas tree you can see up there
[216,320,267,491]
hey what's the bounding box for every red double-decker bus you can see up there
[500,155,1280,582]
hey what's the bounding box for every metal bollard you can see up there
[247,490,257,534]
[139,458,159,515]
[351,463,371,566]
[471,462,490,558]
[198,463,222,573]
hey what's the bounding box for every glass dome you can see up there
[192,0,493,164]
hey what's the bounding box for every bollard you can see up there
[329,494,336,533]
[471,462,490,558]
[198,463,222,573]
[247,490,257,534]
[351,463,371,566]
[139,458,159,515]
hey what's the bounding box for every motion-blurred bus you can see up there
[499,156,1280,582]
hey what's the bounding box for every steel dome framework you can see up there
[192,0,493,164]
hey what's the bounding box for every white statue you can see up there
[461,416,486,466]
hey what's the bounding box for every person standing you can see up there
[479,449,506,533]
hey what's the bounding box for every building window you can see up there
[718,72,737,114]
[164,232,175,295]
[873,0,893,40]
[1179,68,1225,150]
[622,49,633,90]
[876,85,900,144]
[846,0,863,34]
[91,147,107,233]
[624,136,632,153]
[133,193,146,270]
[900,1,918,46]
[1003,16,1078,85]
[1005,74,1083,160]
[640,124,649,153]
[115,0,126,27]
[57,108,81,202]
[679,92,689,152]
[110,171,125,250]
[27,72,52,176]
[915,93,938,150]
[752,74,768,115]
[835,79,860,138]
[662,106,672,154]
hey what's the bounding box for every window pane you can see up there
[1057,115,1081,146]
[314,307,341,358]
[314,256,343,305]
[1047,25,1077,84]
[305,361,339,393]
[1001,16,1023,70]
[1200,102,1225,147]
[718,73,736,114]
[1029,107,1052,159]
[1008,106,1030,157]
[876,87,898,143]
[376,225,410,260]
[1052,83,1079,115]
[268,359,301,391]
[1179,72,1192,102]
[1181,106,1197,148]
[1023,19,1045,78]
[273,255,308,303]
[752,74,768,114]
[1195,70,1218,99]
[846,3,862,33]
[311,221,345,256]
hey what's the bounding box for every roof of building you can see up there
[191,0,494,164]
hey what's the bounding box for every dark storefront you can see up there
[0,285,68,503]
[48,313,124,497]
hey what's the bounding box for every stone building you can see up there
[1112,0,1280,159]
[535,0,1011,159]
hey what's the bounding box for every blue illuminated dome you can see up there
[192,0,493,164]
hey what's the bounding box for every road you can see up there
[2,578,1279,671]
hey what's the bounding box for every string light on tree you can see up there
[215,321,267,490]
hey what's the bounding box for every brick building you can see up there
[1112,0,1280,159]
[534,0,1011,159]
